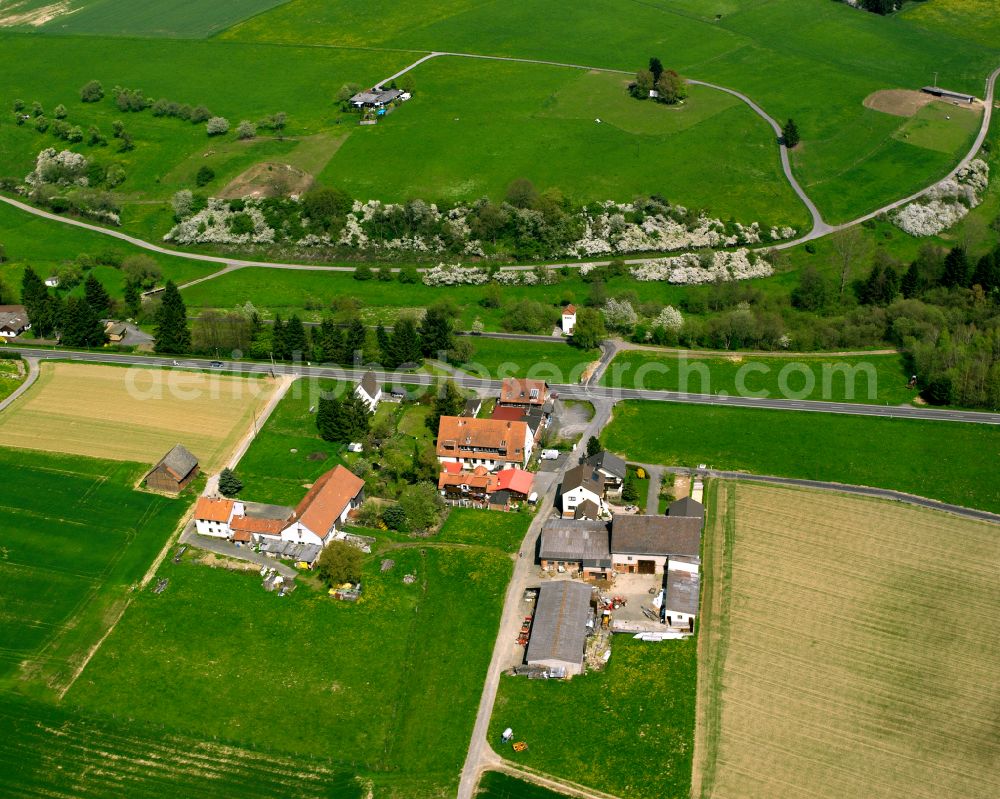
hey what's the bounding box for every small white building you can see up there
[561,304,576,335]
[44,276,60,288]
[561,464,605,519]
[355,370,381,413]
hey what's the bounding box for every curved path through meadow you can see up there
[1,54,996,283]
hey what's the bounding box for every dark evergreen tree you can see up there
[21,266,59,338]
[586,436,601,457]
[284,314,308,360]
[782,118,800,148]
[857,260,900,306]
[345,318,367,364]
[60,296,107,347]
[83,273,112,316]
[900,261,921,298]
[971,249,999,293]
[389,317,422,367]
[218,468,243,497]
[316,318,343,363]
[153,280,191,353]
[418,304,455,357]
[790,266,828,311]
[316,394,341,442]
[427,380,465,432]
[271,315,288,360]
[941,247,969,288]
[123,280,142,318]
[648,57,664,85]
[376,324,391,365]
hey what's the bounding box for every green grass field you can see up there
[0,447,188,697]
[225,0,999,224]
[602,402,1000,513]
[490,637,697,799]
[67,511,520,797]
[320,58,805,226]
[461,337,599,382]
[437,506,530,552]
[25,0,292,38]
[0,694,361,799]
[601,350,918,405]
[0,358,26,402]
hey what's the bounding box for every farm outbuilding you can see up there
[525,580,595,677]
[144,444,199,494]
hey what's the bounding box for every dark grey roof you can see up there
[669,496,704,520]
[584,451,626,480]
[666,570,700,616]
[243,501,295,521]
[611,514,701,558]
[540,519,610,566]
[462,398,482,417]
[563,464,603,497]
[358,370,379,399]
[526,581,593,667]
[574,500,601,520]
[152,444,198,480]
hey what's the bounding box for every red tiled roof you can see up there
[491,406,526,422]
[499,378,547,406]
[496,468,534,496]
[436,416,529,463]
[230,515,286,536]
[563,304,576,314]
[442,461,463,474]
[294,465,364,540]
[438,469,495,492]
[195,497,234,523]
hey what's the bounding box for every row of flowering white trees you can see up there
[892,159,989,237]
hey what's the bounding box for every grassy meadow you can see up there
[695,481,1000,799]
[601,350,918,405]
[460,336,599,382]
[602,401,1000,513]
[490,636,697,799]
[225,0,1000,223]
[0,357,26,402]
[67,510,522,797]
[0,362,276,471]
[0,447,187,697]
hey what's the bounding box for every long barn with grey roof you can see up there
[539,519,611,580]
[525,581,594,676]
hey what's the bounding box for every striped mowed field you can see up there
[695,481,1000,799]
[0,362,276,472]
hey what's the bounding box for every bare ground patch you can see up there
[0,0,75,27]
[219,162,314,199]
[865,88,983,116]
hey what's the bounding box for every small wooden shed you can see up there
[145,444,199,494]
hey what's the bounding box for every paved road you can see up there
[644,464,664,516]
[456,399,615,799]
[10,347,1000,425]
[668,467,1000,524]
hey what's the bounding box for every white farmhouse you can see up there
[561,464,606,519]
[355,370,381,413]
[561,304,576,335]
[270,465,365,547]
[194,496,244,538]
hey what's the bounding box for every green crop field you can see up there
[490,637,697,799]
[602,402,1000,513]
[601,350,918,406]
[0,694,361,799]
[0,447,188,697]
[67,511,520,797]
[477,772,572,799]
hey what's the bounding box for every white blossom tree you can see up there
[602,298,638,332]
[206,116,229,136]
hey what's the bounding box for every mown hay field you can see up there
[695,481,1000,799]
[0,362,276,472]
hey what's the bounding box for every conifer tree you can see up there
[153,280,191,353]
[83,273,112,316]
[782,118,800,148]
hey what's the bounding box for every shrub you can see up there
[236,120,256,140]
[53,104,67,119]
[316,541,363,586]
[381,504,408,531]
[206,116,229,136]
[195,166,215,187]
[80,80,103,103]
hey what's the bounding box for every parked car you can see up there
[540,449,559,460]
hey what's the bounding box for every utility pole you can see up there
[933,71,938,88]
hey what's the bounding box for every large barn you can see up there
[144,444,199,494]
